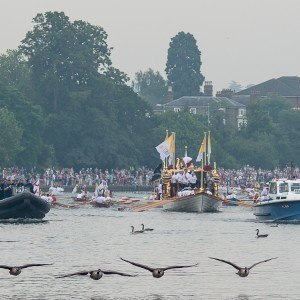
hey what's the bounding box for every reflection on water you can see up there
[0,192,299,299]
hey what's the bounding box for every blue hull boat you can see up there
[254,200,300,221]
[253,178,300,221]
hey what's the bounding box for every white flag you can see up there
[155,140,171,160]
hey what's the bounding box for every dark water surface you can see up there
[0,193,299,299]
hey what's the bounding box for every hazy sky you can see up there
[1,0,300,93]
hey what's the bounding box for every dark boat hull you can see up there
[92,201,112,208]
[0,192,50,219]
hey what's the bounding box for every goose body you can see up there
[141,224,154,231]
[0,263,53,276]
[209,257,277,277]
[131,226,144,234]
[256,229,269,238]
[57,268,136,280]
[121,257,198,278]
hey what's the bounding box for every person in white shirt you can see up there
[260,185,270,201]
[189,172,197,189]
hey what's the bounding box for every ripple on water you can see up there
[0,194,299,299]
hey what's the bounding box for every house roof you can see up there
[236,76,300,97]
[164,96,245,108]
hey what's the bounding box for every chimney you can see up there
[167,85,173,101]
[204,81,213,96]
[216,89,234,98]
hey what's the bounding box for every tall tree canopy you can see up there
[133,69,168,105]
[19,11,115,112]
[0,107,23,166]
[165,32,204,99]
[0,50,32,98]
[0,81,49,167]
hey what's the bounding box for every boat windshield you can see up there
[279,182,289,193]
[291,182,300,194]
[269,182,277,194]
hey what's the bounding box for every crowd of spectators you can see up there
[0,167,154,188]
[218,165,300,189]
[0,165,299,190]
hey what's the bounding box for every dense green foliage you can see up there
[133,69,168,105]
[165,32,205,99]
[0,107,23,165]
[0,11,298,170]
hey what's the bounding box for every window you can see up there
[291,182,300,193]
[174,107,181,112]
[269,182,277,194]
[190,107,196,114]
[279,182,289,193]
[239,108,245,116]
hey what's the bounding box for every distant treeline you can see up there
[0,11,299,170]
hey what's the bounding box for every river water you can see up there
[0,192,299,299]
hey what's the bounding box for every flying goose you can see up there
[141,224,154,231]
[131,226,144,234]
[256,229,269,238]
[120,257,198,278]
[209,257,277,277]
[57,269,136,280]
[0,263,53,276]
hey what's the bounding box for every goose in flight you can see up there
[209,257,277,277]
[0,263,53,276]
[57,269,136,280]
[141,224,154,231]
[256,229,269,238]
[131,226,144,234]
[120,257,198,278]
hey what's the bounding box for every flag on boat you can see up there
[196,133,206,162]
[207,131,211,164]
[155,133,175,160]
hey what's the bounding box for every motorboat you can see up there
[253,178,300,221]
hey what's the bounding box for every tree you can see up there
[19,11,114,112]
[0,50,32,98]
[0,107,23,166]
[0,81,48,167]
[165,32,204,99]
[228,81,243,92]
[133,69,168,105]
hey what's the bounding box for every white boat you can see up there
[48,186,64,195]
[253,178,300,221]
[163,191,220,213]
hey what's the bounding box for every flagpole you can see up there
[164,129,169,169]
[204,132,207,166]
[172,132,176,167]
[201,152,204,189]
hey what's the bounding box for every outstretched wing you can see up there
[209,257,241,271]
[120,258,154,272]
[102,270,137,277]
[249,257,278,270]
[163,263,199,271]
[20,263,53,269]
[56,270,91,278]
[0,265,12,270]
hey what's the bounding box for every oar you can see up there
[52,202,76,209]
